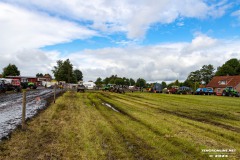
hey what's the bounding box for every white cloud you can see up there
[232,10,240,16]
[2,0,229,39]
[0,1,238,82]
[0,2,96,54]
[63,35,240,82]
[1,34,240,82]
[0,49,61,76]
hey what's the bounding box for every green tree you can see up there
[103,77,110,84]
[215,58,240,76]
[74,69,83,82]
[200,64,215,84]
[136,78,146,88]
[187,70,201,82]
[174,80,180,86]
[114,77,124,85]
[236,63,240,74]
[161,81,167,89]
[95,77,102,88]
[2,64,20,77]
[129,78,135,86]
[36,73,43,77]
[52,59,77,83]
[216,65,235,76]
[185,70,202,91]
[123,78,130,85]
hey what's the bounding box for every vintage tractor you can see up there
[21,82,37,89]
[77,84,85,92]
[0,80,6,93]
[222,86,239,97]
[102,84,114,91]
[168,86,179,94]
[177,86,193,94]
[0,78,22,92]
[112,85,126,93]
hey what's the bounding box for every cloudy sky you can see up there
[1,0,240,82]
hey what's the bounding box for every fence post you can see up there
[22,90,26,130]
[54,84,56,103]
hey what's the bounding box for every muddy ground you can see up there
[0,88,63,140]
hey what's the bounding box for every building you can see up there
[6,76,37,83]
[206,76,240,95]
[37,74,52,85]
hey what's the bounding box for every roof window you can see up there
[219,80,226,85]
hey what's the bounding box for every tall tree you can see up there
[52,59,77,83]
[215,58,240,76]
[95,77,103,88]
[174,80,180,86]
[200,64,215,84]
[74,69,83,82]
[136,78,146,88]
[103,77,110,84]
[161,81,167,89]
[129,78,136,86]
[2,64,20,77]
[36,73,43,77]
[114,77,124,85]
[187,70,201,82]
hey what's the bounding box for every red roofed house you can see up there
[206,75,240,95]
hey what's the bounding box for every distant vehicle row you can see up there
[0,78,37,93]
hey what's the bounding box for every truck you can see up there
[222,86,239,97]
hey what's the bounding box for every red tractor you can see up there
[168,86,179,94]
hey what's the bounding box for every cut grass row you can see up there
[97,92,240,159]
[0,91,239,159]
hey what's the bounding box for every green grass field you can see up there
[0,91,239,160]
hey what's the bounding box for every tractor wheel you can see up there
[222,91,226,96]
[13,88,18,92]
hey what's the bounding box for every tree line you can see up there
[94,58,240,89]
[95,75,147,88]
[1,58,239,88]
[0,59,83,83]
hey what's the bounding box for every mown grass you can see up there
[0,91,239,159]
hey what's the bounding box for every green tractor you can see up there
[222,86,239,97]
[21,82,37,89]
[102,84,114,91]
